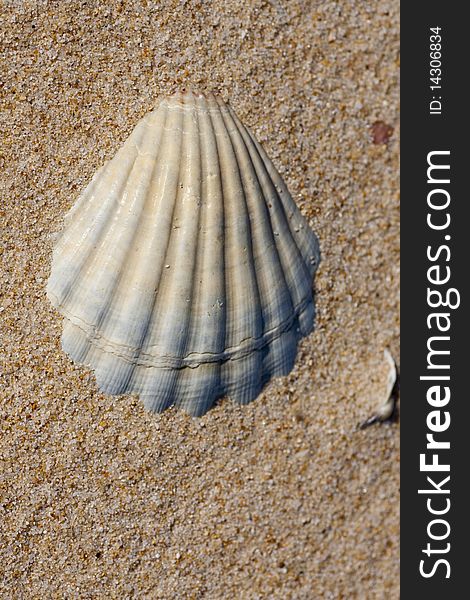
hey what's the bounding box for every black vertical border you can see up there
[401,4,468,598]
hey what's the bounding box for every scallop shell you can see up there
[47,91,320,416]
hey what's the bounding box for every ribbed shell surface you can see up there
[47,92,320,416]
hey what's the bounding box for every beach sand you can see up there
[1,1,399,597]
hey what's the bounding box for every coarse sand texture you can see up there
[1,1,399,598]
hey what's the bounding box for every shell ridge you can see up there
[259,155,319,283]
[153,92,207,410]
[136,93,202,359]
[173,94,208,409]
[172,94,229,410]
[126,101,187,392]
[214,96,267,399]
[220,102,297,334]
[175,92,205,360]
[184,94,227,355]
[90,106,170,336]
[48,121,152,313]
[82,104,172,390]
[52,120,149,266]
[259,165,315,307]
[216,98,267,332]
[228,107,315,305]
[211,97,237,362]
[56,107,171,381]
[178,96,217,350]
[60,164,107,235]
[48,151,142,312]
[243,120,320,274]
[228,108,304,239]
[209,95,264,351]
[128,96,212,408]
[127,99,188,408]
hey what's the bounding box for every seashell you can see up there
[47,91,320,416]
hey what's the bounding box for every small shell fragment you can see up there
[360,350,399,429]
[47,91,321,416]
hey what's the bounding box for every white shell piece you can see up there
[47,91,320,416]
